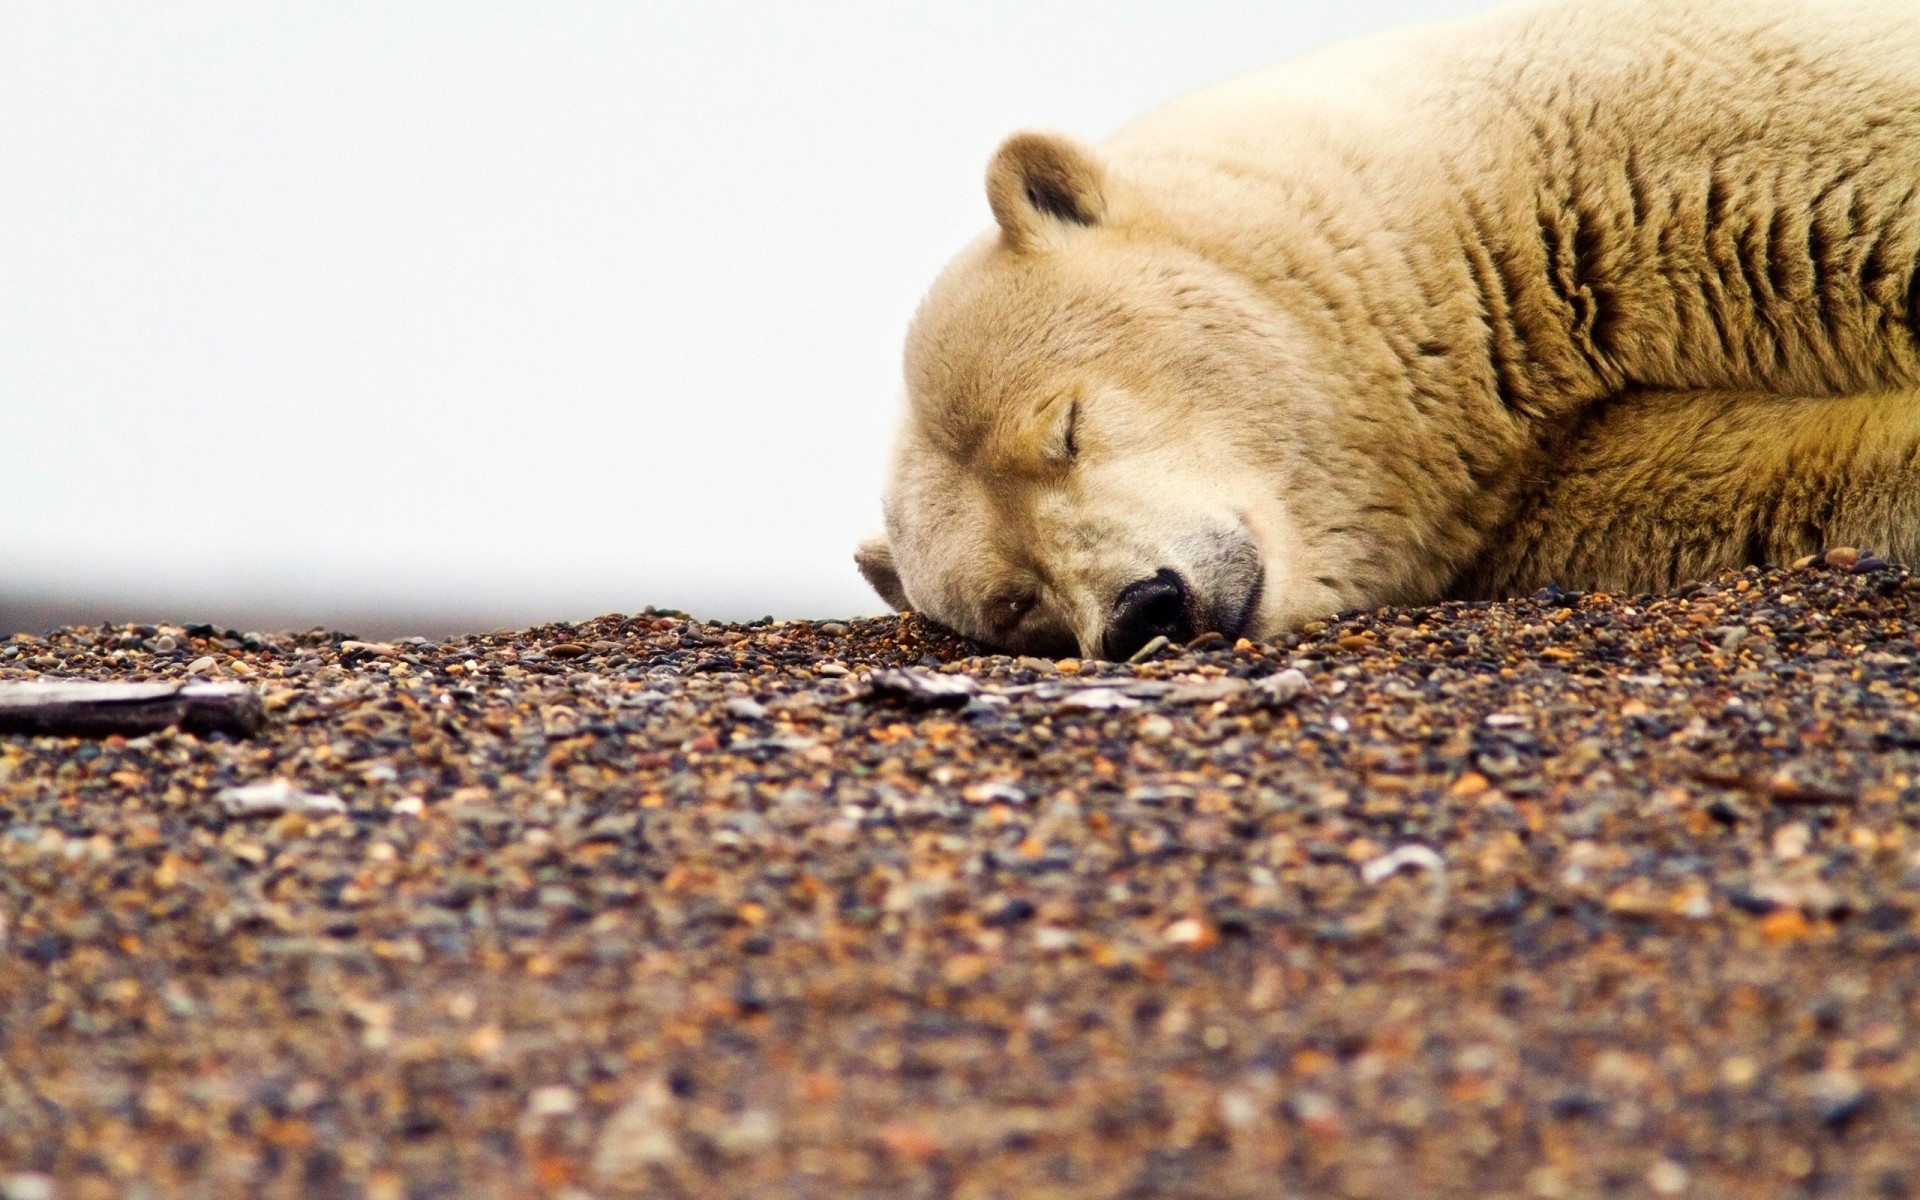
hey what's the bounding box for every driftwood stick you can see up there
[0,681,266,738]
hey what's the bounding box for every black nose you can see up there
[1104,569,1193,659]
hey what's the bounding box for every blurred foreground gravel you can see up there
[4,555,1920,1198]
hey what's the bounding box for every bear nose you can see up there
[1104,569,1193,659]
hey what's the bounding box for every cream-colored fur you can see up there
[860,0,1920,657]
[1461,386,1920,596]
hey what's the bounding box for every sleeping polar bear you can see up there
[858,0,1920,660]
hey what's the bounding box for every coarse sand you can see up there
[3,553,1920,1198]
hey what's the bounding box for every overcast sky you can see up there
[1,0,1496,636]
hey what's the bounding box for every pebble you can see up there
[723,697,769,720]
[1647,1160,1690,1195]
[962,781,1028,805]
[1161,917,1213,946]
[0,1176,53,1200]
[525,1085,579,1118]
[1252,667,1310,707]
[594,1079,680,1180]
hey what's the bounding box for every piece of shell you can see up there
[217,780,348,818]
[863,669,979,709]
[1361,844,1446,885]
[1057,688,1141,712]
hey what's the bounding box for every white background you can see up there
[1,1,1494,636]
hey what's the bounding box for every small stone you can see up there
[1646,1159,1689,1195]
[1805,1069,1869,1129]
[594,1079,679,1180]
[1033,926,1078,952]
[187,655,218,675]
[724,697,769,720]
[1136,713,1176,740]
[1162,917,1215,947]
[1822,546,1860,568]
[526,1085,579,1117]
[547,642,592,659]
[150,635,179,652]
[1251,669,1310,707]
[1287,1090,1339,1132]
[1448,772,1491,797]
[1,1175,54,1200]
[1219,1090,1260,1128]
[1772,822,1812,860]
[712,1108,779,1157]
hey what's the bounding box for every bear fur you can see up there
[860,0,1920,658]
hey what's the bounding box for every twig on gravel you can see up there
[1125,635,1171,664]
[0,680,264,739]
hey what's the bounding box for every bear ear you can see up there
[855,532,910,611]
[986,132,1108,251]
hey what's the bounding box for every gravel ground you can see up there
[4,553,1920,1199]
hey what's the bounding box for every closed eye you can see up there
[986,588,1040,637]
[1040,395,1080,467]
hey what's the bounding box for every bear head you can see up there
[858,132,1365,660]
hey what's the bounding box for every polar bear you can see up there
[858,0,1920,659]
